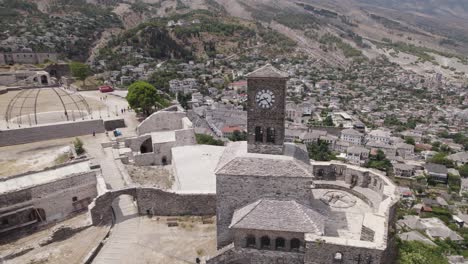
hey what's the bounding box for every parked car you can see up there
[99,85,114,93]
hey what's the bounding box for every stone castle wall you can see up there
[0,170,98,232]
[125,134,152,152]
[304,241,384,264]
[216,174,314,248]
[137,111,187,135]
[208,246,304,264]
[31,171,97,222]
[89,187,216,225]
[0,119,105,147]
[103,118,125,131]
[312,164,386,197]
[0,52,57,65]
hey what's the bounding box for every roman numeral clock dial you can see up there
[255,89,275,109]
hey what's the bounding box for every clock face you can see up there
[255,89,275,109]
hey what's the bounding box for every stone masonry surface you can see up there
[0,119,105,147]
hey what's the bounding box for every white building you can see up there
[340,128,364,145]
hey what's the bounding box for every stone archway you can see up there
[89,188,138,225]
[40,75,48,85]
[140,138,153,154]
[111,194,138,223]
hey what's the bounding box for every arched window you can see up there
[334,252,343,263]
[255,126,263,142]
[260,236,270,249]
[290,238,301,252]
[246,235,256,248]
[275,237,285,250]
[266,127,275,143]
[161,156,168,165]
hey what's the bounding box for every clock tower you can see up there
[246,64,288,155]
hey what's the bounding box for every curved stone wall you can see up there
[88,187,216,225]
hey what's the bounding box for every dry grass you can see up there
[54,152,71,165]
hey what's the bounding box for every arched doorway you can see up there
[140,138,153,154]
[111,194,138,224]
[40,75,48,85]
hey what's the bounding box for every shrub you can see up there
[74,138,85,155]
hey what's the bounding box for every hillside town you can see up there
[1,1,468,264]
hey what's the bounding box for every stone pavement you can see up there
[92,195,140,264]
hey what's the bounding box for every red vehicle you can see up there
[99,85,114,93]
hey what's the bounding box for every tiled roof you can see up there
[246,64,289,79]
[230,199,325,234]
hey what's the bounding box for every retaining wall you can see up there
[0,119,105,147]
[89,187,216,225]
[103,119,125,131]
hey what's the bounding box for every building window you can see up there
[290,238,300,252]
[72,196,78,202]
[1,218,8,225]
[260,236,270,249]
[318,169,324,177]
[255,126,263,142]
[266,127,275,143]
[275,237,285,250]
[246,235,256,248]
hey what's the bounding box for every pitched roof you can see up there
[217,156,312,178]
[424,163,448,174]
[246,64,289,79]
[399,231,436,246]
[347,146,369,154]
[448,152,468,162]
[368,129,391,137]
[230,199,325,234]
[341,128,362,136]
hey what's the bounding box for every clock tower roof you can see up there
[246,64,289,79]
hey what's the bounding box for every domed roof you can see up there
[5,87,91,128]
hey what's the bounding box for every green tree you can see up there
[429,153,454,168]
[398,240,448,264]
[366,149,392,173]
[69,62,91,86]
[126,81,169,116]
[459,164,468,178]
[323,116,335,127]
[432,141,442,152]
[229,130,247,142]
[148,70,181,93]
[448,173,461,193]
[195,134,224,146]
[398,241,448,264]
[177,92,191,109]
[307,140,336,161]
[405,136,416,145]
